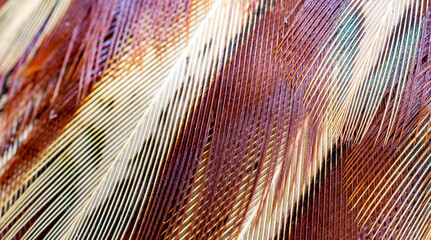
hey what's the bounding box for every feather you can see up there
[1,0,431,239]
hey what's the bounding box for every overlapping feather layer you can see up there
[0,0,431,239]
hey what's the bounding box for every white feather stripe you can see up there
[0,2,253,237]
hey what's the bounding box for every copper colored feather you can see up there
[1,0,431,239]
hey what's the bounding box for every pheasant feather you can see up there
[0,0,431,239]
